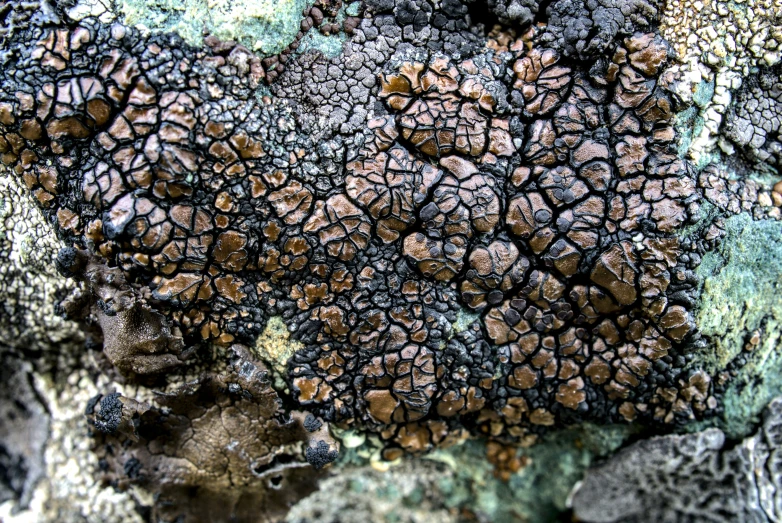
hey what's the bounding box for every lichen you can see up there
[253,315,305,388]
[85,0,310,54]
[1,0,775,460]
[310,422,634,523]
[691,212,782,437]
[0,0,781,519]
[571,395,782,522]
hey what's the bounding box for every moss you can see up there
[690,212,782,438]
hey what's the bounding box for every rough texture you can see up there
[0,0,779,520]
[723,65,782,170]
[87,346,335,522]
[0,168,83,357]
[691,212,782,438]
[290,422,630,523]
[571,395,782,522]
[0,0,731,455]
[661,0,782,167]
[0,357,49,509]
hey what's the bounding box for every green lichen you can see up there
[452,308,481,334]
[296,29,346,58]
[252,315,304,390]
[116,0,310,54]
[294,1,360,58]
[692,79,715,108]
[675,106,701,158]
[106,0,358,57]
[332,424,634,523]
[690,212,782,438]
[502,424,632,522]
[424,425,633,522]
[674,80,713,160]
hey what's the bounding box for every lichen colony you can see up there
[0,0,781,519]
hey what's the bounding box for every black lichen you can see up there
[93,392,123,434]
[305,440,339,470]
[303,413,323,433]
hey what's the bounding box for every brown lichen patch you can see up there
[303,194,371,261]
[268,181,313,225]
[590,242,638,306]
[378,56,513,159]
[513,48,572,117]
[486,441,528,481]
[0,6,730,466]
[346,141,441,243]
[356,344,439,425]
[461,241,529,311]
[650,370,717,423]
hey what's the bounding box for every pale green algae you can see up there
[296,28,347,58]
[119,0,309,53]
[108,0,359,56]
[428,424,633,523]
[674,81,782,439]
[334,424,635,523]
[676,80,713,160]
[252,315,304,391]
[689,212,782,438]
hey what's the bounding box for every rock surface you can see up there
[0,0,779,521]
[571,395,782,522]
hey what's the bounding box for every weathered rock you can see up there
[0,0,779,520]
[571,395,782,522]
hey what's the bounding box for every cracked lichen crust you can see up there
[570,395,782,522]
[723,64,782,170]
[1,0,781,506]
[1,0,778,462]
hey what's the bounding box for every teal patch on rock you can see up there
[426,424,634,522]
[296,27,346,58]
[692,80,715,108]
[294,2,358,57]
[675,106,703,158]
[330,423,633,522]
[118,0,311,54]
[674,81,713,159]
[691,212,782,438]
